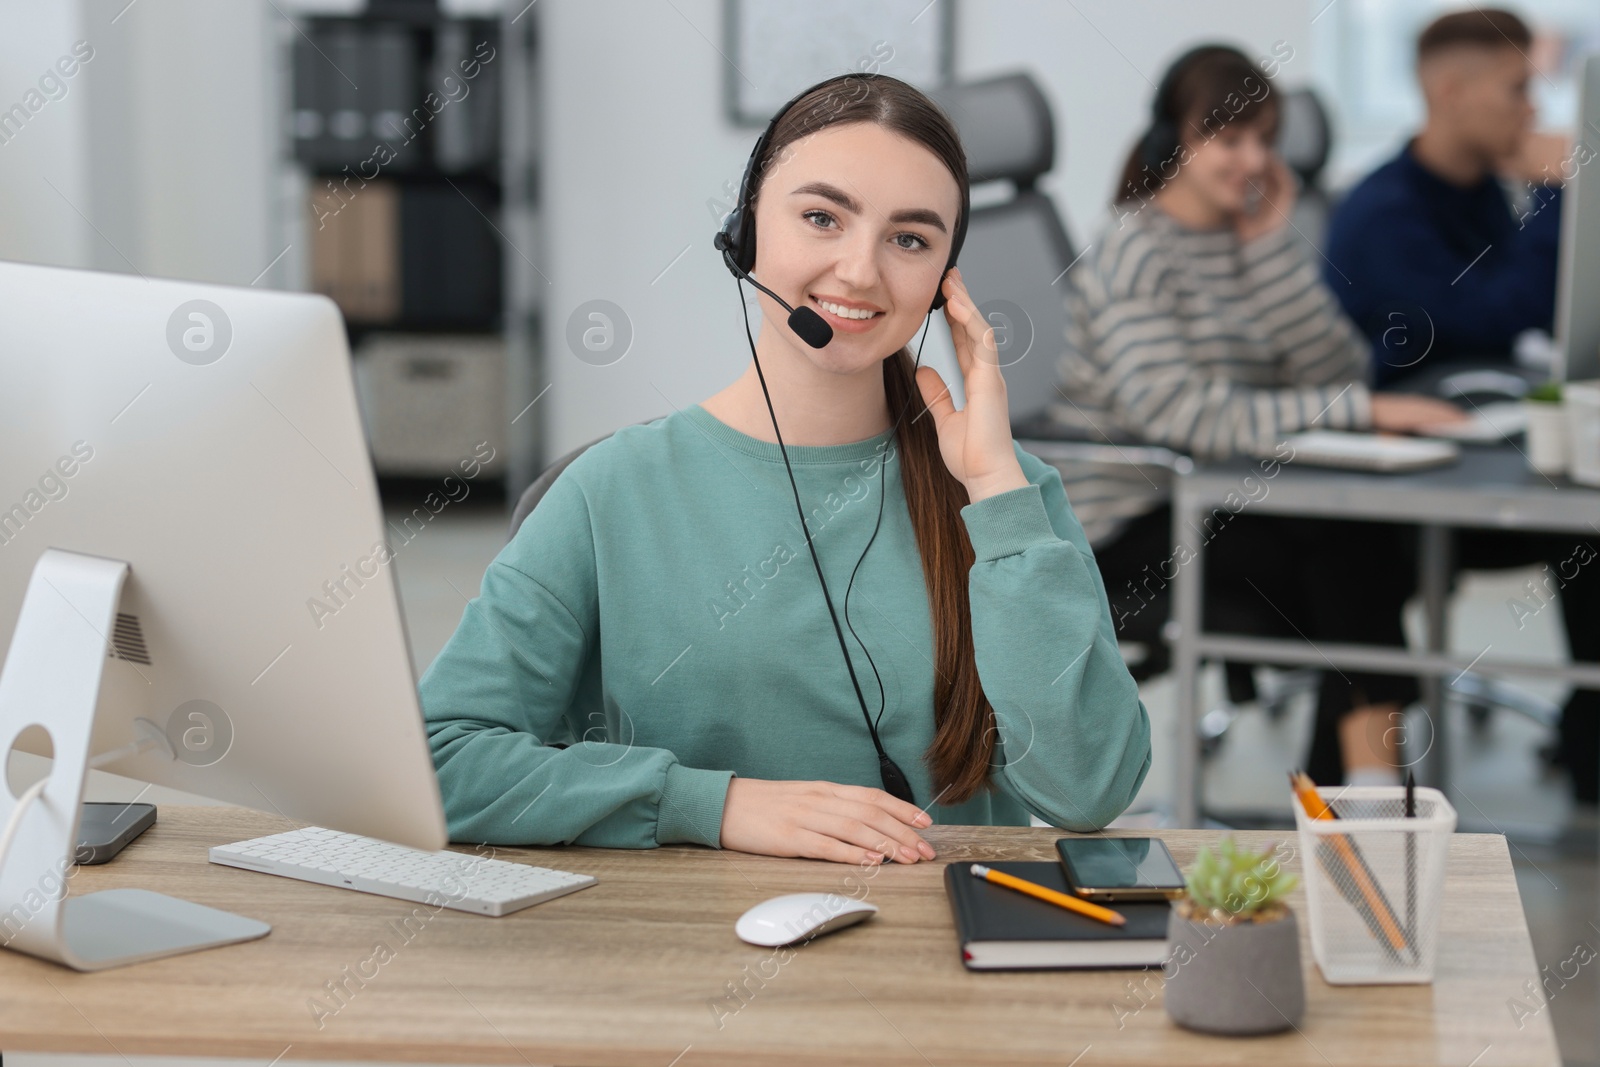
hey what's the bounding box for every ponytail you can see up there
[882,347,996,803]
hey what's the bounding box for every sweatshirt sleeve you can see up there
[418,469,734,850]
[959,444,1153,831]
[1083,232,1370,460]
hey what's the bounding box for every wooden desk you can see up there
[0,807,1558,1066]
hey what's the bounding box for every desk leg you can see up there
[1419,523,1452,798]
[1171,494,1203,829]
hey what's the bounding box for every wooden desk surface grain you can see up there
[0,807,1559,1066]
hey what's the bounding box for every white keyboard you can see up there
[209,827,596,917]
[1422,400,1529,442]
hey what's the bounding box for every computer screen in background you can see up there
[1554,52,1600,383]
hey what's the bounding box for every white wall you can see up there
[539,0,1315,457]
[0,1,92,268]
[0,0,281,287]
[83,0,283,287]
[539,0,781,455]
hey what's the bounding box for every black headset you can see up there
[710,72,970,810]
[1138,45,1229,174]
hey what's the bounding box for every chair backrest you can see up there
[927,73,1077,428]
[509,415,673,540]
[1276,87,1336,247]
[507,431,614,541]
[1277,87,1332,189]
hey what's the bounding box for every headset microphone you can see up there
[713,232,833,349]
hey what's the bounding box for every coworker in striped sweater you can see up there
[1049,45,1467,787]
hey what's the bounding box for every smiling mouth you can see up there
[810,296,884,322]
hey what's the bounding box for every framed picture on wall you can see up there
[723,0,955,126]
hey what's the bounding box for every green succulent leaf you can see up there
[1183,836,1298,915]
[1527,381,1563,403]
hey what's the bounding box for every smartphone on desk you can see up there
[75,801,156,864]
[1055,836,1186,902]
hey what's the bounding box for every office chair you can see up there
[508,430,614,539]
[1276,87,1335,248]
[509,414,677,539]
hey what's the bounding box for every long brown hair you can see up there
[747,74,995,804]
[1115,44,1280,204]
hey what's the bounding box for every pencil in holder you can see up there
[1292,785,1456,985]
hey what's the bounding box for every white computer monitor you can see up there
[1554,52,1600,383]
[0,258,447,967]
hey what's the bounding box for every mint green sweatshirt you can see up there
[418,404,1152,849]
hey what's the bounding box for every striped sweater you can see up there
[1048,205,1375,547]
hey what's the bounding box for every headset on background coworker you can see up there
[1137,44,1277,186]
[711,71,971,809]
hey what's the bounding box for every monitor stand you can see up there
[0,548,270,970]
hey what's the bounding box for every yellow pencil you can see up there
[1290,770,1408,953]
[970,863,1126,927]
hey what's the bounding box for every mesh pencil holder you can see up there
[1292,785,1456,985]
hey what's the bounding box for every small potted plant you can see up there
[1163,838,1305,1036]
[1523,380,1567,476]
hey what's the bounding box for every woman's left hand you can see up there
[1235,154,1296,244]
[916,267,1030,504]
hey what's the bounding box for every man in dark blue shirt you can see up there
[1325,10,1566,386]
[1322,8,1598,805]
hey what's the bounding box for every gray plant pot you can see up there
[1163,905,1306,1036]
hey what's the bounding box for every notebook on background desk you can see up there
[1277,431,1461,472]
[943,861,1171,969]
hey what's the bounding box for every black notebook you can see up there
[944,861,1172,970]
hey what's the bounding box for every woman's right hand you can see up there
[718,778,938,865]
[1369,393,1473,434]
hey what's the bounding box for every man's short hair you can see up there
[1417,8,1532,63]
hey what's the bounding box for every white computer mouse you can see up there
[735,892,879,947]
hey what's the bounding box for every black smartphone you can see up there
[74,802,156,864]
[1055,836,1186,902]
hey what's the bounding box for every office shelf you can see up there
[274,0,543,492]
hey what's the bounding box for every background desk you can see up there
[0,807,1559,1066]
[1170,444,1600,827]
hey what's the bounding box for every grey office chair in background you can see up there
[508,424,641,538]
[1277,87,1335,247]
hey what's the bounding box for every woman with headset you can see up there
[1052,45,1468,787]
[418,73,1152,867]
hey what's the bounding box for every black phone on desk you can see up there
[1055,836,1186,902]
[74,801,156,864]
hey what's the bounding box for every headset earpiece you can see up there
[1140,117,1180,174]
[1139,44,1226,179]
[929,186,969,314]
